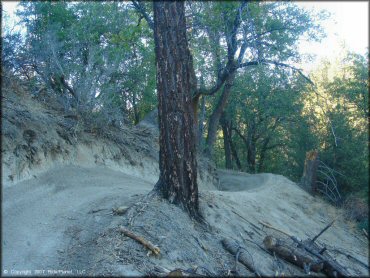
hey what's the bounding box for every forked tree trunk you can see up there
[153,1,199,217]
[204,73,236,157]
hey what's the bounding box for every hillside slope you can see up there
[2,85,368,276]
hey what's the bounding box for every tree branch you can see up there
[239,59,315,85]
[257,26,297,37]
[131,1,154,30]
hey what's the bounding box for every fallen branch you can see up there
[363,228,368,239]
[290,236,349,277]
[263,235,324,273]
[221,238,267,276]
[311,219,336,243]
[119,226,160,256]
[231,210,263,236]
[258,220,293,238]
[88,208,108,214]
[259,221,350,277]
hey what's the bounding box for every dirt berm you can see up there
[2,84,368,276]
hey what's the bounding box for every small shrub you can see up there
[342,195,369,225]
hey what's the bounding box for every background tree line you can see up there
[2,1,368,224]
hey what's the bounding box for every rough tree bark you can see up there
[153,1,199,217]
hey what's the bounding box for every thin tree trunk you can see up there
[153,1,199,217]
[198,95,206,147]
[204,72,236,157]
[230,139,242,170]
[246,120,257,173]
[221,112,233,169]
[132,91,139,124]
[258,137,270,172]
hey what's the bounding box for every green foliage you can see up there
[303,50,368,196]
[11,2,156,124]
[5,2,367,202]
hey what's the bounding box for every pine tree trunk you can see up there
[153,1,199,217]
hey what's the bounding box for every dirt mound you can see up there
[218,169,273,192]
[56,171,369,276]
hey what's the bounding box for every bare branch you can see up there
[239,59,315,85]
[257,26,297,37]
[131,1,154,30]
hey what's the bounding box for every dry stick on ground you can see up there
[118,226,160,256]
[310,219,336,244]
[231,210,263,236]
[221,238,267,277]
[363,228,368,239]
[258,220,293,238]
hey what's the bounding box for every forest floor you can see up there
[2,84,369,276]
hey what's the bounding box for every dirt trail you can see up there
[2,165,152,274]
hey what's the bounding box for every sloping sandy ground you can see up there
[2,164,368,276]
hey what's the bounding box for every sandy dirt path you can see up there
[2,166,368,276]
[2,165,153,274]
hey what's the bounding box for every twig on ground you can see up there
[258,220,293,238]
[88,208,109,214]
[363,228,368,239]
[231,210,263,236]
[310,219,336,243]
[118,226,160,256]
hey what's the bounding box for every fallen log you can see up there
[263,235,324,273]
[290,236,349,277]
[260,220,350,276]
[119,226,160,256]
[221,238,267,277]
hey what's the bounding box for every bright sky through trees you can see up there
[296,1,369,72]
[2,1,368,73]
